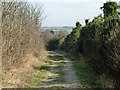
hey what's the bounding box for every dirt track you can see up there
[52,52,80,88]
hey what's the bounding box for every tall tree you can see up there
[101,1,118,17]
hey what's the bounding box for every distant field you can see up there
[41,26,74,31]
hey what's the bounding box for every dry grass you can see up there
[2,2,46,88]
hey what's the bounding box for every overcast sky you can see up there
[30,0,119,27]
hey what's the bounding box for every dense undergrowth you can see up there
[47,1,120,88]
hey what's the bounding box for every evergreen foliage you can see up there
[59,1,120,87]
[101,1,118,17]
[61,22,81,54]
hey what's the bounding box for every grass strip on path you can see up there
[25,51,65,88]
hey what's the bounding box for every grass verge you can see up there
[24,60,52,88]
[60,52,101,88]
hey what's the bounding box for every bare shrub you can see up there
[2,2,46,87]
